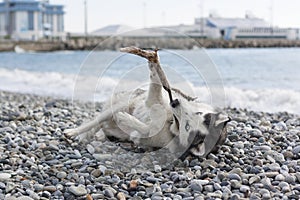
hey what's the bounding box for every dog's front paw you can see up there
[64,128,79,138]
[114,112,130,126]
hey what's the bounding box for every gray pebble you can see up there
[230,180,241,189]
[278,182,289,188]
[292,145,300,154]
[213,182,222,191]
[253,145,271,151]
[33,183,44,192]
[266,163,281,171]
[250,129,263,138]
[146,177,161,183]
[285,174,296,184]
[91,194,105,199]
[6,182,16,193]
[56,171,67,179]
[275,174,285,181]
[228,173,242,181]
[16,196,34,200]
[41,191,51,198]
[99,165,107,174]
[192,180,209,185]
[0,173,11,181]
[260,188,271,198]
[190,182,202,192]
[240,185,250,193]
[172,194,182,200]
[264,150,285,163]
[282,186,291,192]
[104,188,114,198]
[43,185,56,192]
[86,144,95,154]
[274,121,287,131]
[104,187,117,198]
[0,182,5,189]
[26,189,39,200]
[204,185,214,192]
[69,185,87,196]
[154,165,162,173]
[207,191,222,198]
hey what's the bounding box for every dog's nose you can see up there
[170,99,180,108]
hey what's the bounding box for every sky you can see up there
[49,0,300,33]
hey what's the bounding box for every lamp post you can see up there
[143,2,147,28]
[200,0,204,38]
[84,0,88,38]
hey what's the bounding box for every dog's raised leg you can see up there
[115,47,173,144]
[120,47,173,106]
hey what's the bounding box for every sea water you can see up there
[0,48,299,114]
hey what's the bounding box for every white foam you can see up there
[1,68,299,115]
[224,87,300,114]
[0,68,76,98]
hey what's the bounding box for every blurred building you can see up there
[90,14,298,40]
[0,0,65,41]
[195,14,298,40]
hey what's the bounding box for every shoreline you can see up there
[0,90,300,199]
[2,38,300,52]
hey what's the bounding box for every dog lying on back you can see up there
[65,47,230,159]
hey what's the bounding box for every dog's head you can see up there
[169,97,230,157]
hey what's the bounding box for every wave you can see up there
[0,68,76,98]
[0,68,299,115]
[223,87,300,114]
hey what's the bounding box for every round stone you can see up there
[230,180,241,189]
[43,186,56,192]
[228,173,242,181]
[292,145,300,154]
[275,174,285,181]
[285,175,296,184]
[240,185,250,193]
[56,171,67,179]
[154,165,162,173]
[69,185,87,196]
[91,169,101,178]
[204,185,214,192]
[0,173,11,181]
[190,182,203,192]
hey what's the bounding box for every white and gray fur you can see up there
[64,47,230,159]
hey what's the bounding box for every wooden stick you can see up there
[120,46,197,102]
[120,46,174,102]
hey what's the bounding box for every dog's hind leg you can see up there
[64,103,125,138]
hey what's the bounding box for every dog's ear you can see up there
[204,112,230,129]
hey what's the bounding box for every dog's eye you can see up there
[195,112,202,115]
[185,122,190,131]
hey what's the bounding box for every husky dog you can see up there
[65,47,230,159]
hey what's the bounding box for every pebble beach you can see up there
[1,90,300,200]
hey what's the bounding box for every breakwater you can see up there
[2,37,300,52]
